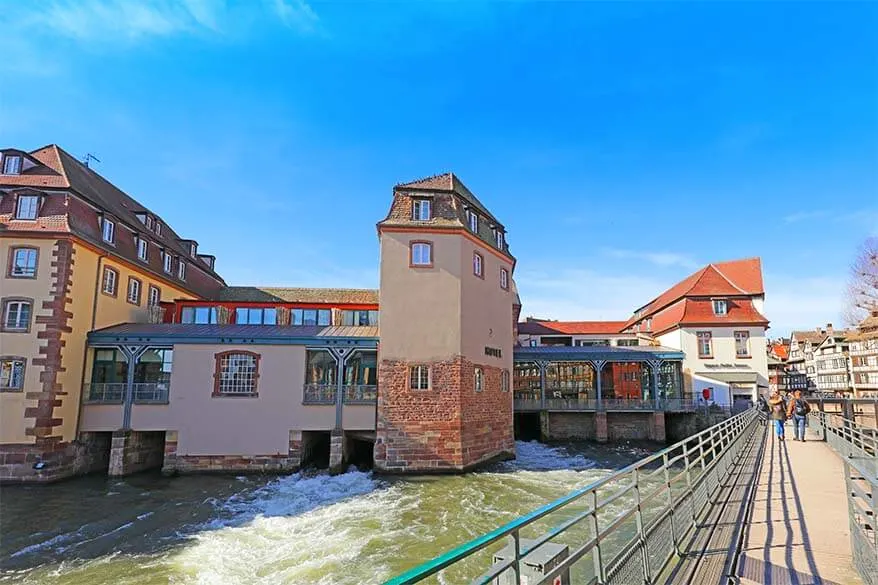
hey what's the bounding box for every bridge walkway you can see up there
[666,423,863,585]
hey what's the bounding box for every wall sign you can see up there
[484,347,502,358]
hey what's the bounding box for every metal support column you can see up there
[594,360,606,408]
[120,345,148,430]
[537,360,549,409]
[329,347,352,431]
[648,359,663,408]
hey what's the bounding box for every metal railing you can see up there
[384,408,762,585]
[513,397,698,413]
[344,384,377,404]
[302,383,337,404]
[811,412,878,584]
[83,382,169,404]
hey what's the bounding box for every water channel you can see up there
[0,441,656,585]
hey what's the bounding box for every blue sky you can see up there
[2,1,876,336]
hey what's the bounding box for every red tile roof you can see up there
[518,320,628,335]
[650,298,769,335]
[626,258,765,329]
[769,342,790,360]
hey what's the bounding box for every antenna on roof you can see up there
[82,153,101,168]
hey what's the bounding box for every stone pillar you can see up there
[540,411,550,442]
[329,430,346,475]
[161,430,178,476]
[109,430,165,477]
[595,412,608,443]
[651,412,666,443]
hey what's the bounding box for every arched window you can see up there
[213,351,260,396]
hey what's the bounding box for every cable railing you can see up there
[513,397,699,412]
[384,408,761,585]
[83,382,170,404]
[810,411,878,585]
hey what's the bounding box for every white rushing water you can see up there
[1,441,643,585]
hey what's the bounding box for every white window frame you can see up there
[102,218,115,244]
[0,357,26,391]
[102,267,118,295]
[473,252,483,277]
[2,155,22,175]
[10,248,37,277]
[177,260,186,281]
[190,242,197,257]
[410,365,430,390]
[412,199,431,221]
[697,331,713,358]
[3,301,31,331]
[500,267,509,290]
[467,210,479,232]
[712,299,727,316]
[501,370,509,392]
[411,242,432,266]
[495,229,504,249]
[137,237,148,261]
[155,222,162,236]
[15,195,39,220]
[474,367,483,392]
[127,278,141,305]
[163,252,173,273]
[148,285,161,306]
[734,331,750,357]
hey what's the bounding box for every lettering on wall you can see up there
[484,347,502,358]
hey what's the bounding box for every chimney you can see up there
[815,326,822,334]
[826,323,833,335]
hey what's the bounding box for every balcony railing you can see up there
[302,383,337,404]
[83,382,169,404]
[344,384,377,404]
[513,397,698,412]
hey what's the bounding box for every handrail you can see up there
[384,408,761,585]
[810,412,878,585]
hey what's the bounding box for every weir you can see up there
[384,408,875,585]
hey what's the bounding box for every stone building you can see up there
[850,311,878,397]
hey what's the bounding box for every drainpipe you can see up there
[75,253,108,439]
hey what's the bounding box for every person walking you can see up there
[768,391,786,440]
[787,390,811,441]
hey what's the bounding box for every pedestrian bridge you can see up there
[384,407,875,585]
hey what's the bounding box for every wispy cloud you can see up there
[762,273,846,336]
[273,0,320,33]
[601,248,700,269]
[783,208,878,233]
[783,210,828,223]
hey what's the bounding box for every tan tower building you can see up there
[375,173,517,472]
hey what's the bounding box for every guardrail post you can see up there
[663,452,680,556]
[590,490,606,584]
[632,468,651,582]
[511,530,522,583]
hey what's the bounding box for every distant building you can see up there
[767,338,792,393]
[850,310,878,397]
[787,328,826,393]
[814,325,854,395]
[517,319,642,347]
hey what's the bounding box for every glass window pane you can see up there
[236,308,248,323]
[263,308,277,325]
[291,309,303,325]
[303,310,317,326]
[318,310,331,326]
[181,307,194,323]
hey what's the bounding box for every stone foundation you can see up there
[545,412,668,443]
[162,429,303,475]
[0,432,112,484]
[375,356,514,473]
[108,430,165,477]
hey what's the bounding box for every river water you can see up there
[0,441,655,585]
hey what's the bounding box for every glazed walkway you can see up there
[667,423,864,585]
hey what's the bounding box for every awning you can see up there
[696,371,758,384]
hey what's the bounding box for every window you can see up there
[467,210,479,232]
[410,365,429,390]
[2,155,22,175]
[342,310,379,326]
[473,252,483,277]
[529,339,538,347]
[101,267,118,296]
[181,306,217,324]
[697,332,713,358]
[617,339,640,347]
[236,307,277,325]
[146,215,154,230]
[9,248,38,278]
[410,242,432,267]
[500,267,509,290]
[177,260,186,281]
[102,218,115,244]
[576,339,610,347]
[163,252,173,273]
[148,285,161,306]
[15,195,38,220]
[127,277,142,305]
[2,300,32,332]
[494,229,504,249]
[291,308,331,326]
[734,331,750,357]
[412,199,432,221]
[474,367,483,392]
[190,243,197,257]
[0,357,25,391]
[712,299,727,316]
[213,351,259,396]
[137,237,148,261]
[155,222,162,236]
[501,370,509,392]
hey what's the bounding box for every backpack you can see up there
[794,398,810,417]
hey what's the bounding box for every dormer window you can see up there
[2,155,22,175]
[101,218,115,244]
[412,199,431,221]
[146,215,154,230]
[136,237,148,261]
[177,260,186,281]
[190,242,197,257]
[712,299,727,316]
[15,195,39,220]
[467,209,479,232]
[155,222,162,236]
[494,229,504,249]
[163,251,173,273]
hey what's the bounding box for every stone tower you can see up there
[374,173,516,472]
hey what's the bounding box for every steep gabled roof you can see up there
[649,298,769,336]
[790,330,827,345]
[396,172,499,224]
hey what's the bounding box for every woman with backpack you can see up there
[768,391,786,440]
[786,390,811,441]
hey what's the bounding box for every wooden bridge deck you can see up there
[664,423,863,585]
